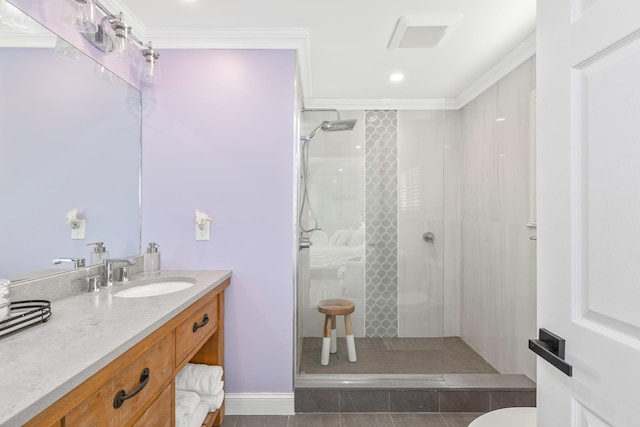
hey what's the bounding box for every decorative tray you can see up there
[0,300,52,338]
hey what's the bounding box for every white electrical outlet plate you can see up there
[71,220,86,240]
[196,222,210,240]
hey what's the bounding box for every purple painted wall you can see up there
[141,49,296,393]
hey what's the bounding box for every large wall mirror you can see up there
[0,2,141,280]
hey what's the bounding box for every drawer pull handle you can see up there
[113,368,150,409]
[193,313,209,332]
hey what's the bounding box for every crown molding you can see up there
[303,97,458,111]
[143,27,312,98]
[453,30,536,108]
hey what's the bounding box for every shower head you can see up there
[303,119,358,141]
[321,120,357,132]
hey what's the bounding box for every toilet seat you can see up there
[469,407,536,427]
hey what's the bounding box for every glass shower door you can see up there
[297,108,447,380]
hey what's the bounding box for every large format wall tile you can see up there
[459,57,537,380]
[397,110,461,338]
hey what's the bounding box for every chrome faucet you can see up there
[52,258,86,269]
[103,258,136,287]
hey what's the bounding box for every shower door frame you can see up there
[294,108,449,388]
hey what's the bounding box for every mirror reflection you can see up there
[0,4,141,280]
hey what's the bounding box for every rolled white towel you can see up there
[175,407,189,427]
[176,363,223,395]
[211,380,224,396]
[175,390,201,427]
[200,391,224,412]
[187,401,210,427]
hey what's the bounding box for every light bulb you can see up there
[112,33,128,58]
[140,42,159,81]
[110,13,133,60]
[71,0,97,34]
[144,57,155,81]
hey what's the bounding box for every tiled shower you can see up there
[296,58,537,381]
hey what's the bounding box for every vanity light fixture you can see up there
[141,42,160,80]
[63,0,160,80]
[109,13,133,60]
[69,0,98,34]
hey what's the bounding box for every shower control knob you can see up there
[299,238,313,250]
[423,232,435,243]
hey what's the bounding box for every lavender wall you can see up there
[141,49,296,393]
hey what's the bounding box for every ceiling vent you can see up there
[388,14,463,49]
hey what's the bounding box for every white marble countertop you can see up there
[0,269,231,427]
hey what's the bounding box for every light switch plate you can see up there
[196,222,210,240]
[71,220,86,239]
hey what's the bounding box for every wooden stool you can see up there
[317,299,357,366]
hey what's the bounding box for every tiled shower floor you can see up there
[299,337,498,375]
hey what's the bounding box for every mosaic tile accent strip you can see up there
[364,110,398,337]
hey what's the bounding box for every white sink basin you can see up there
[114,279,195,298]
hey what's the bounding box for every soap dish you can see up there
[0,300,52,338]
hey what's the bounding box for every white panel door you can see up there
[537,0,640,426]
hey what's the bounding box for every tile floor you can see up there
[220,413,483,427]
[300,337,498,375]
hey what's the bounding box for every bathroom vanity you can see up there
[0,270,230,427]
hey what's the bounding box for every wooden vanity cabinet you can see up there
[24,279,229,427]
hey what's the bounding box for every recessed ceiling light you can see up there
[338,168,344,172]
[355,145,361,149]
[496,117,506,122]
[389,73,404,82]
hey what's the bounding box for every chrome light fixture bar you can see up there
[71,0,160,78]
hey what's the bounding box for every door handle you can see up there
[529,328,573,377]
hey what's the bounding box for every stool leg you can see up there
[344,314,357,362]
[321,314,331,366]
[330,315,337,354]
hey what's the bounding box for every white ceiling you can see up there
[116,0,536,108]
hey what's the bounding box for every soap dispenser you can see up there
[143,242,161,275]
[87,242,109,265]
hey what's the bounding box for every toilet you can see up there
[469,407,536,427]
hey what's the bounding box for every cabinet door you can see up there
[65,333,174,426]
